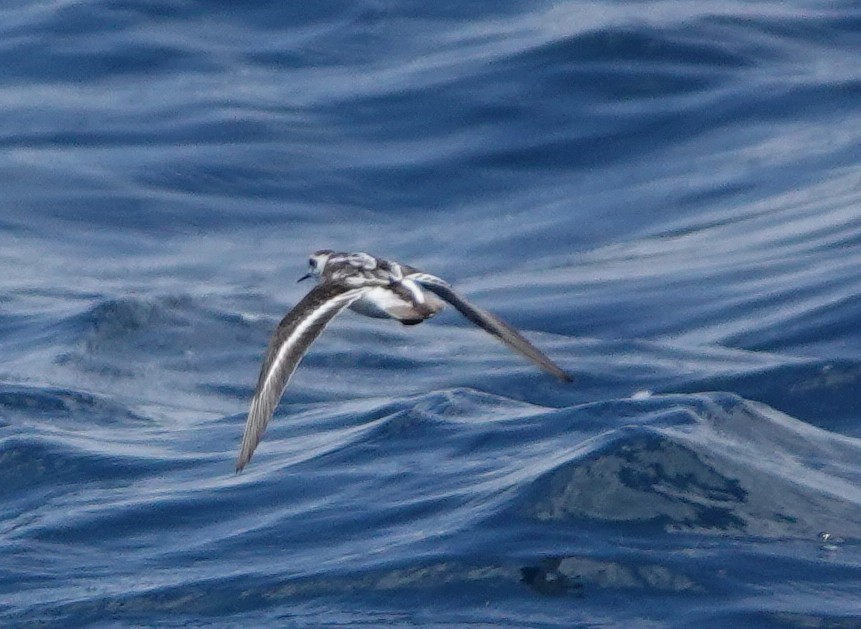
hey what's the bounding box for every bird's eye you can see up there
[309,258,317,268]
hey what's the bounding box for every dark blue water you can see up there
[3,1,861,626]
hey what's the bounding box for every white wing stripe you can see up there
[257,288,367,399]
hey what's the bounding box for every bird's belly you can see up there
[349,288,413,319]
[349,287,443,322]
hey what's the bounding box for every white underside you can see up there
[349,286,444,321]
[349,287,416,319]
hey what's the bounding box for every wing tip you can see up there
[545,363,573,382]
[235,397,269,473]
[235,426,258,473]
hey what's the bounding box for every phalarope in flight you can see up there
[236,250,571,471]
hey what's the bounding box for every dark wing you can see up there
[236,283,369,471]
[407,272,572,382]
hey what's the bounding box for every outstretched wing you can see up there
[407,272,572,382]
[236,283,369,471]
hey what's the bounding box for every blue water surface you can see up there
[2,1,861,627]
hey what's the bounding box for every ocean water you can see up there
[2,1,861,626]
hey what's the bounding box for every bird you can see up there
[235,250,571,471]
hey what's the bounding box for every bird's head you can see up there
[298,249,335,283]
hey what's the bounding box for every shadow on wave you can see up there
[512,392,861,539]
